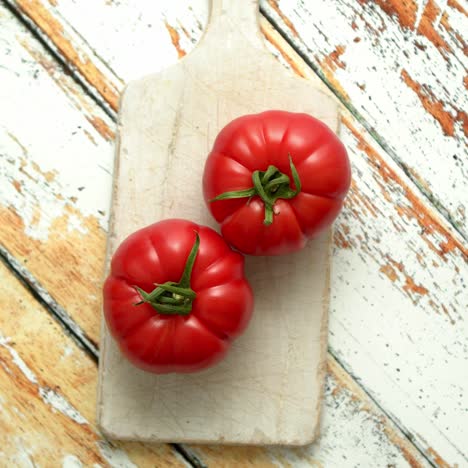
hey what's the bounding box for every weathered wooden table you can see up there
[1,0,466,466]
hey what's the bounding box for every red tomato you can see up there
[203,110,351,255]
[103,219,253,373]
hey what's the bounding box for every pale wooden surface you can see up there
[98,0,336,444]
[0,0,466,466]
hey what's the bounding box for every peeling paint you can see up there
[358,0,418,30]
[14,0,120,110]
[261,21,306,78]
[344,117,467,260]
[403,275,429,298]
[62,454,84,468]
[39,387,87,424]
[334,229,352,250]
[96,441,137,468]
[19,38,116,143]
[321,357,426,468]
[164,21,186,59]
[0,333,88,426]
[0,335,38,385]
[446,0,467,14]
[1,30,113,241]
[267,0,299,37]
[264,0,467,235]
[427,447,451,468]
[380,263,399,282]
[322,45,347,71]
[401,69,467,137]
[1,0,466,465]
[11,180,22,194]
[417,0,452,57]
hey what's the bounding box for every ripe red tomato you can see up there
[103,219,254,373]
[203,110,351,255]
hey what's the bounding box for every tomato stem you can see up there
[133,233,199,315]
[210,154,301,225]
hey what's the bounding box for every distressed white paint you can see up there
[61,345,74,360]
[216,1,466,463]
[12,0,466,236]
[99,0,336,445]
[0,335,38,385]
[62,454,84,468]
[267,371,430,467]
[11,437,36,468]
[8,0,465,458]
[330,117,468,465]
[432,0,448,28]
[0,7,114,241]
[0,332,88,427]
[414,0,430,30]
[44,0,208,82]
[95,441,137,468]
[0,0,466,465]
[39,388,87,425]
[266,0,468,235]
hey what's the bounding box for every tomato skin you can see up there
[103,219,253,373]
[203,111,351,255]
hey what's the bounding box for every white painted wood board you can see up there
[97,0,338,444]
[0,4,432,464]
[266,0,468,237]
[3,0,467,463]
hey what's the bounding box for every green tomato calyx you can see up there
[134,233,199,315]
[210,155,301,225]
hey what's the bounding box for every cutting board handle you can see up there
[204,0,264,50]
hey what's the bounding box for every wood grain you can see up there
[262,0,468,238]
[265,22,467,465]
[0,2,428,465]
[0,261,187,467]
[8,0,466,239]
[0,0,465,466]
[190,354,428,467]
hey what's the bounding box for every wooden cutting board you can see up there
[97,0,337,445]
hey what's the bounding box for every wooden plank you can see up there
[0,3,428,466]
[0,3,114,347]
[262,0,468,238]
[0,1,464,465]
[0,260,187,467]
